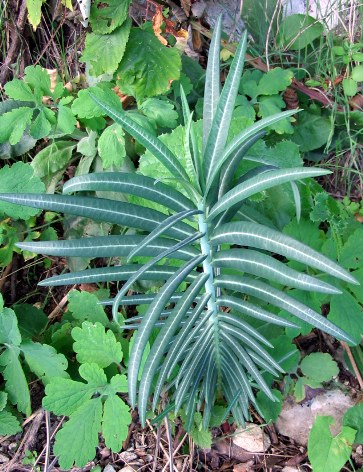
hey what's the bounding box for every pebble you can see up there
[119,450,138,462]
[232,423,271,452]
[0,453,9,464]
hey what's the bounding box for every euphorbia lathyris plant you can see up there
[0,18,357,430]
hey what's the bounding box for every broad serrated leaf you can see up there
[81,19,131,76]
[57,102,77,134]
[292,111,331,152]
[24,65,52,96]
[0,408,22,435]
[0,346,31,415]
[140,98,178,129]
[258,96,294,134]
[102,395,131,451]
[98,123,126,168]
[30,108,52,139]
[191,427,212,448]
[72,85,113,119]
[90,0,131,34]
[4,79,36,102]
[308,416,356,472]
[257,68,294,95]
[0,107,34,145]
[67,290,110,326]
[21,340,68,384]
[26,0,46,29]
[53,397,103,470]
[72,322,122,367]
[116,25,181,101]
[42,363,107,415]
[339,228,363,269]
[0,162,45,220]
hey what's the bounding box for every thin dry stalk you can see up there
[341,341,363,389]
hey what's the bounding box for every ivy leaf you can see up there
[300,353,339,383]
[0,409,22,436]
[329,289,363,345]
[339,228,363,269]
[116,25,181,102]
[21,340,68,384]
[42,363,108,415]
[67,290,110,326]
[292,111,331,152]
[308,416,356,472]
[140,98,178,129]
[257,68,294,95]
[53,397,103,470]
[81,19,131,76]
[90,0,131,34]
[0,107,34,145]
[102,395,131,451]
[72,322,123,367]
[98,123,126,168]
[0,346,31,415]
[26,0,46,30]
[0,162,45,220]
[4,79,36,102]
[343,404,363,443]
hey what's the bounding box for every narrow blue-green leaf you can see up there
[203,15,222,151]
[180,86,203,189]
[204,31,248,184]
[89,91,190,182]
[217,295,299,328]
[220,332,275,400]
[246,349,280,376]
[211,221,358,285]
[208,168,331,221]
[184,353,210,431]
[217,275,355,343]
[63,172,195,212]
[290,181,301,222]
[0,193,194,239]
[100,292,188,307]
[39,265,197,287]
[138,273,208,425]
[128,254,206,409]
[112,232,204,322]
[206,109,298,193]
[221,347,255,404]
[152,295,211,409]
[218,312,273,347]
[17,235,199,260]
[218,131,266,198]
[220,321,284,373]
[127,209,201,261]
[213,249,341,294]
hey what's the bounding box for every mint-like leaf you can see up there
[0,107,34,145]
[0,408,22,435]
[4,79,36,102]
[102,395,131,451]
[67,290,110,325]
[98,123,126,168]
[90,0,131,34]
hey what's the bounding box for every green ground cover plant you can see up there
[1,17,362,469]
[1,3,363,470]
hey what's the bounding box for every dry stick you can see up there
[0,0,28,85]
[152,424,161,472]
[47,284,76,322]
[32,417,65,471]
[146,419,178,472]
[33,13,65,66]
[6,409,45,472]
[44,411,51,472]
[341,341,363,390]
[162,417,174,472]
[189,20,343,111]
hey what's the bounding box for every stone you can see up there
[119,467,135,472]
[103,466,116,472]
[0,453,9,464]
[119,451,138,462]
[276,390,355,446]
[232,423,271,452]
[233,460,254,471]
[282,467,300,472]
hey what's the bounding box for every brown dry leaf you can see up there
[79,283,98,292]
[164,18,188,52]
[112,85,134,109]
[349,94,363,110]
[46,68,58,92]
[355,212,363,223]
[152,9,167,45]
[233,461,255,472]
[180,0,191,16]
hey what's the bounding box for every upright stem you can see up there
[198,202,222,387]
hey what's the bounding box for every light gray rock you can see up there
[276,390,355,446]
[282,467,300,472]
[232,423,271,452]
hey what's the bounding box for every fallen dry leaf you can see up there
[152,9,167,45]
